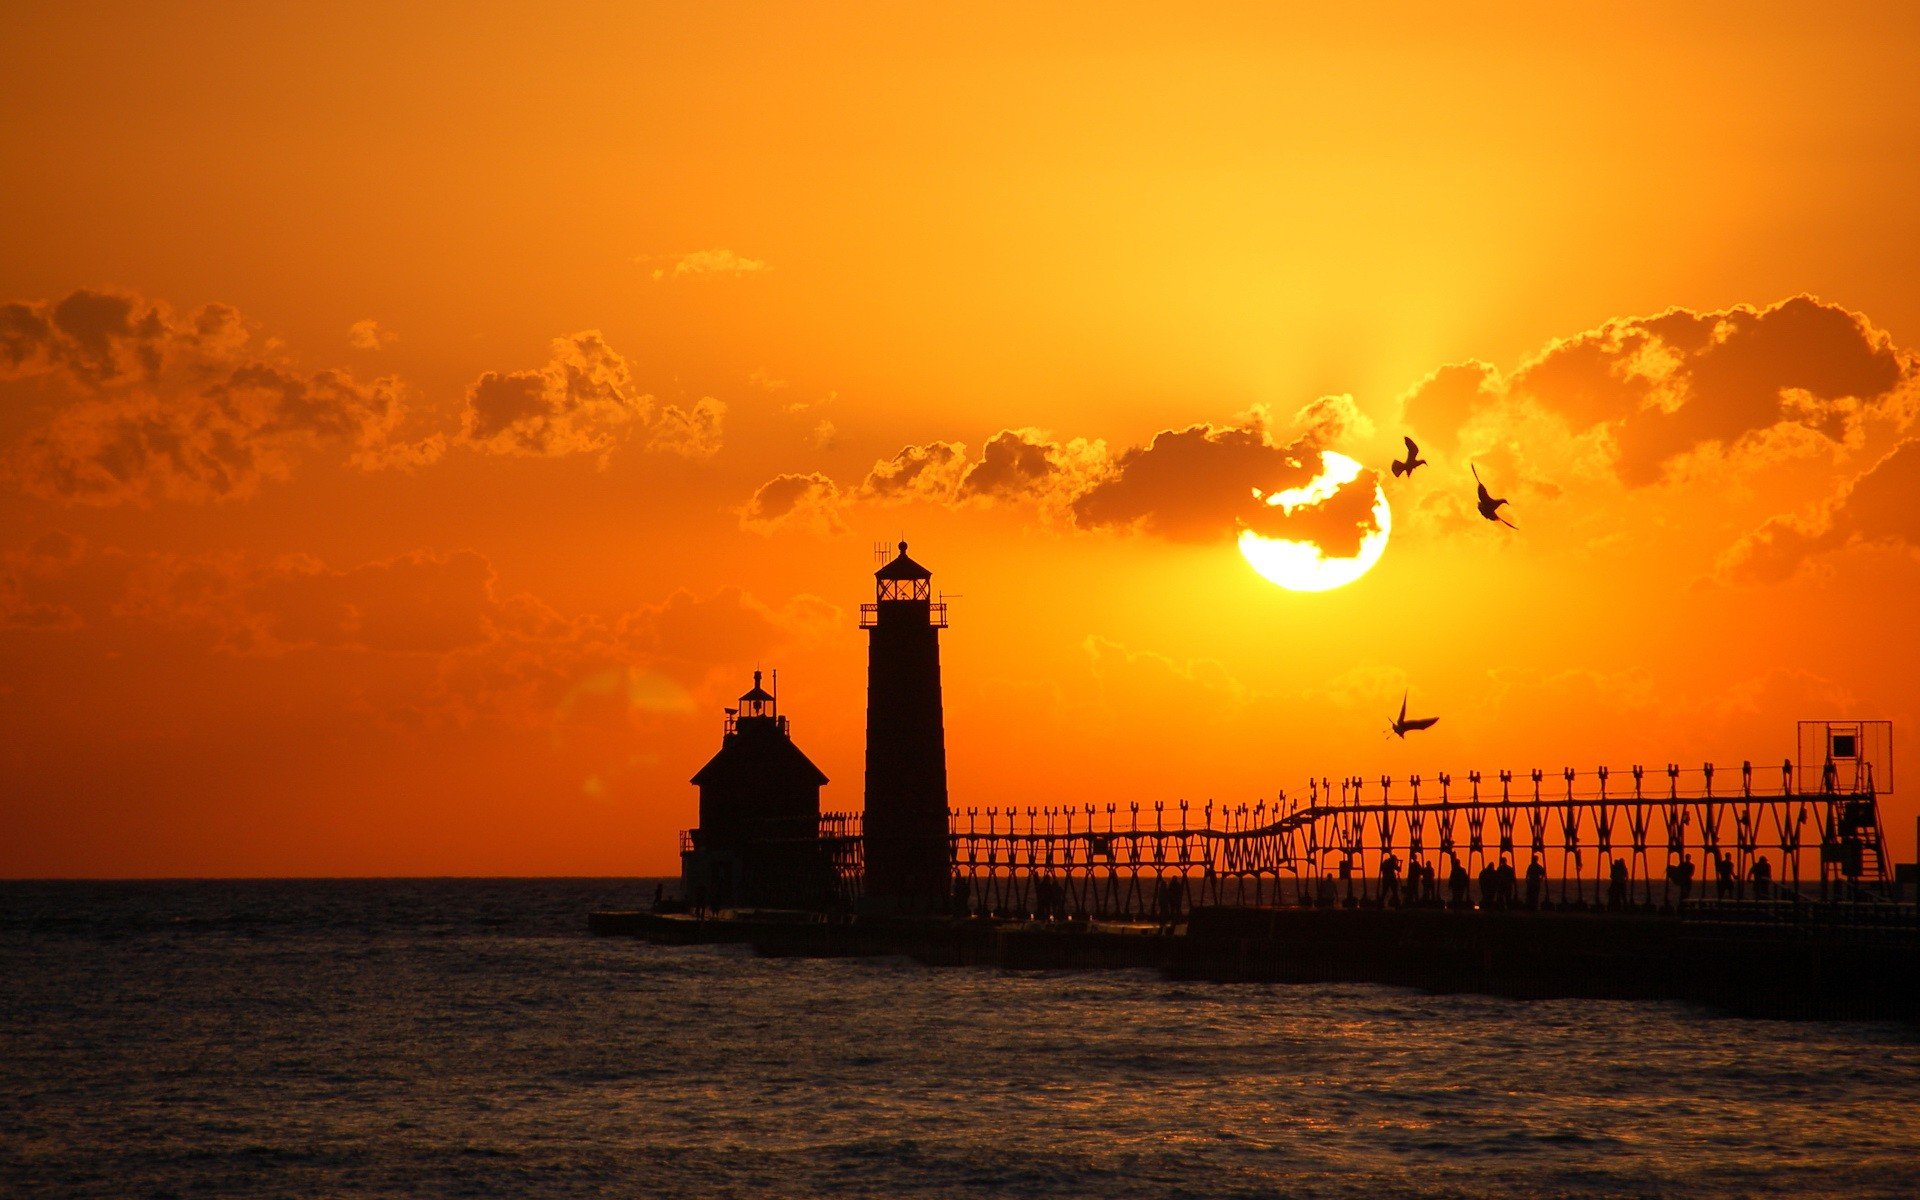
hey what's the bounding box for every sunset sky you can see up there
[6,3,1920,877]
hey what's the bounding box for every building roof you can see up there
[690,730,829,788]
[875,540,931,581]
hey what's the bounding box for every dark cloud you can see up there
[2,289,439,504]
[0,290,249,386]
[1237,462,1383,560]
[461,331,725,461]
[1070,421,1318,542]
[1507,296,1910,485]
[462,331,649,458]
[957,429,1068,501]
[739,472,843,534]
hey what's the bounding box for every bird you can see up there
[1472,463,1517,528]
[1389,691,1439,739]
[1391,435,1427,478]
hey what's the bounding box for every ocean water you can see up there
[3,879,1918,1199]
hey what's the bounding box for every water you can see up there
[4,880,1918,1198]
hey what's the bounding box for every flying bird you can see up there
[1472,463,1517,528]
[1389,691,1439,739]
[1391,436,1427,478]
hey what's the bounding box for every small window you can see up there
[1830,732,1858,760]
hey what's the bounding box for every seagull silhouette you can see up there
[1472,463,1517,528]
[1389,691,1439,739]
[1391,435,1427,478]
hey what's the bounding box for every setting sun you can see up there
[1238,450,1392,592]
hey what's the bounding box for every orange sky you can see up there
[5,2,1920,877]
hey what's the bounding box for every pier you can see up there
[597,543,1915,1021]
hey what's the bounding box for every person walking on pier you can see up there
[1675,853,1696,904]
[1525,856,1547,910]
[1607,858,1629,912]
[1715,852,1737,901]
[1448,852,1470,909]
[1749,855,1773,900]
[1379,851,1403,907]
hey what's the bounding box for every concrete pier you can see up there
[590,905,1918,1021]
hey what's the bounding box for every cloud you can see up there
[1399,360,1502,441]
[647,397,726,459]
[463,330,650,459]
[1459,296,1913,487]
[643,249,769,281]
[347,319,396,351]
[1720,437,1920,583]
[740,412,1364,544]
[739,472,845,535]
[956,428,1108,507]
[461,332,728,462]
[5,536,837,730]
[2,290,441,504]
[861,440,968,502]
[1070,418,1321,542]
[1290,393,1374,445]
[0,289,249,386]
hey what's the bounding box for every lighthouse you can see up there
[860,541,951,912]
[682,670,832,910]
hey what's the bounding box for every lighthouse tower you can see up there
[860,541,951,912]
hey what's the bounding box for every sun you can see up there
[1237,450,1391,592]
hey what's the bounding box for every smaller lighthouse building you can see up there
[680,671,833,911]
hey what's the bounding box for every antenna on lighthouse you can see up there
[872,541,891,565]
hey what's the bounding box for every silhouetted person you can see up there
[1473,463,1518,528]
[1338,854,1358,908]
[1496,857,1517,910]
[1391,435,1428,478]
[1525,856,1547,910]
[1607,859,1629,912]
[1673,854,1695,904]
[1448,852,1469,909]
[1380,851,1402,907]
[1715,852,1736,901]
[1750,854,1773,900]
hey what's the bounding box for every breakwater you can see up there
[590,905,1919,1022]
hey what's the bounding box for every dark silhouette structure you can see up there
[680,671,833,910]
[860,541,952,913]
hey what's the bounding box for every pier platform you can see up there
[591,904,1918,1021]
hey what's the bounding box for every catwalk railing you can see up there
[815,759,1895,921]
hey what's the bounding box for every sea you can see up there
[3,878,1918,1199]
